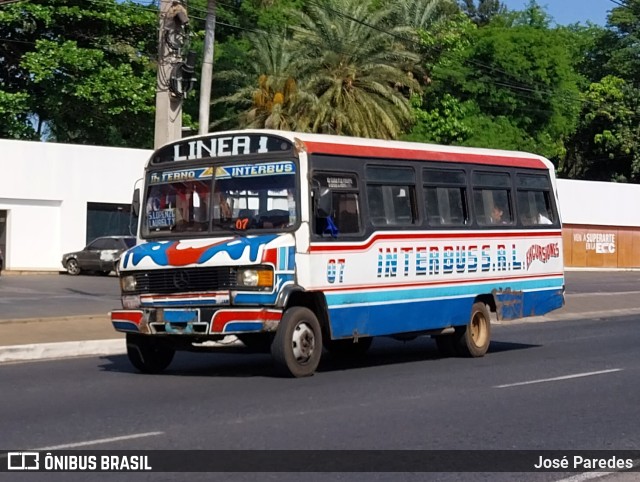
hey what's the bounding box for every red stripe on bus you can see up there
[309,231,562,252]
[302,141,547,169]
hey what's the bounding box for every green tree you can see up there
[288,0,421,138]
[458,0,504,26]
[0,92,37,139]
[0,0,157,147]
[411,11,582,160]
[562,76,640,182]
[604,0,640,86]
[213,33,300,130]
[557,3,640,181]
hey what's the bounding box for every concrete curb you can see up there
[0,337,245,364]
[0,339,126,363]
[0,314,108,325]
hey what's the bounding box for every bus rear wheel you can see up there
[126,333,175,373]
[456,302,491,357]
[271,307,322,377]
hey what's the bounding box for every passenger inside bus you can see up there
[536,210,552,225]
[490,204,506,224]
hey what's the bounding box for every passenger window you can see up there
[516,174,555,226]
[472,171,513,226]
[312,172,362,237]
[423,168,468,226]
[366,166,417,226]
[333,192,361,233]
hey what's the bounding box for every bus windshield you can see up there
[143,160,297,237]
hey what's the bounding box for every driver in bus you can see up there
[215,191,232,220]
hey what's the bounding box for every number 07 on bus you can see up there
[111,130,564,377]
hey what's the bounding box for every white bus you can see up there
[111,130,565,377]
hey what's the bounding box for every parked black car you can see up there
[0,247,3,276]
[61,236,135,275]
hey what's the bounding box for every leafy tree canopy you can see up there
[0,0,157,146]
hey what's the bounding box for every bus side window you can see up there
[311,172,361,237]
[366,166,417,226]
[423,168,468,227]
[334,192,361,234]
[472,171,513,226]
[516,174,555,226]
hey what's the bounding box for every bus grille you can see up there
[128,267,237,294]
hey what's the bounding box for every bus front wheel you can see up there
[126,333,175,374]
[456,302,491,357]
[271,307,322,377]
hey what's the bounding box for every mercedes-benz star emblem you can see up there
[173,271,190,289]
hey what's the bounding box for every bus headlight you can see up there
[237,268,274,288]
[120,275,137,292]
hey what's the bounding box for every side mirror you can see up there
[132,188,141,217]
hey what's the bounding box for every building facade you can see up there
[0,140,148,272]
[0,140,638,271]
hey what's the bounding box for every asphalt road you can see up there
[1,270,639,481]
[1,313,639,481]
[0,272,121,320]
[1,270,639,321]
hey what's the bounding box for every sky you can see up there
[501,0,613,26]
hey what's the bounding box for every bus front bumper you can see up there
[110,308,283,336]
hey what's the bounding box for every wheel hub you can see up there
[291,322,315,363]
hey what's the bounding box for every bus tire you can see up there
[126,333,175,374]
[324,337,372,358]
[456,302,491,357]
[271,307,322,377]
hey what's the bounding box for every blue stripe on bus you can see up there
[288,246,295,270]
[327,288,563,338]
[325,277,563,306]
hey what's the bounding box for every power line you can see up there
[303,0,587,106]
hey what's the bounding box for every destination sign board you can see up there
[153,134,294,164]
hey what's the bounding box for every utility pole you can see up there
[198,0,216,135]
[154,0,183,149]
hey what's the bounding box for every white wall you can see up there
[1,139,639,271]
[556,179,640,228]
[0,140,150,271]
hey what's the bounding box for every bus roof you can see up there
[170,129,554,171]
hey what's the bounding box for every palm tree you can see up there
[213,33,299,130]
[394,0,455,33]
[288,0,421,139]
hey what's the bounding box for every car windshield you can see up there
[142,160,297,237]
